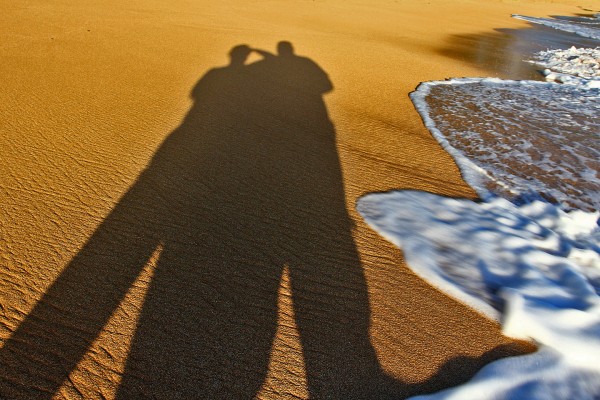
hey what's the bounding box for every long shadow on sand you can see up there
[0,41,399,399]
[0,42,534,399]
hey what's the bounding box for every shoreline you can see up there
[0,0,593,397]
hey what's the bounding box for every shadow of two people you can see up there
[0,41,401,399]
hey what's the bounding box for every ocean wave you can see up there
[410,78,600,211]
[513,13,600,41]
[528,46,600,87]
[358,191,600,399]
[358,73,600,398]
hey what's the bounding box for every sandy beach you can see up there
[0,0,594,398]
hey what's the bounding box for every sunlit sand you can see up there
[0,0,590,398]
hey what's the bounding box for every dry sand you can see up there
[0,0,593,398]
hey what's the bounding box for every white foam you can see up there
[410,78,600,211]
[358,72,600,398]
[528,46,600,87]
[357,191,600,399]
[513,14,600,41]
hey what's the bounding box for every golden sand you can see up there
[0,0,591,398]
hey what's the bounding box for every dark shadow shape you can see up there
[436,21,600,80]
[0,42,394,399]
[404,341,537,398]
[0,42,535,400]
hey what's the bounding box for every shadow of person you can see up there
[0,42,399,399]
[116,41,402,398]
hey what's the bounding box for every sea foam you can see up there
[357,67,600,397]
[528,46,600,87]
[410,78,600,211]
[358,191,600,399]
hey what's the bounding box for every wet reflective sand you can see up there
[439,19,600,80]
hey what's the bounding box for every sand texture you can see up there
[0,0,588,398]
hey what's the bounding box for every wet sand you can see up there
[0,0,589,398]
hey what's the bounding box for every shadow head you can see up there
[229,44,252,66]
[277,41,295,57]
